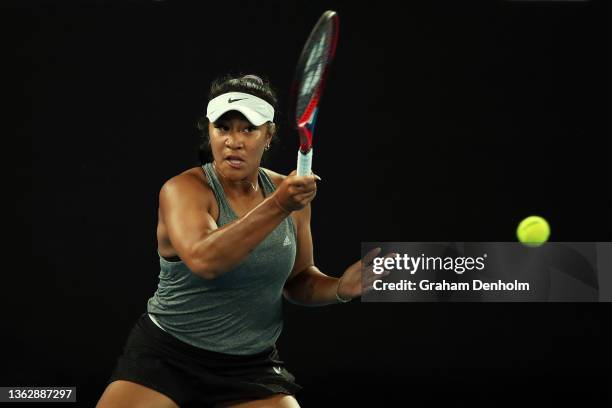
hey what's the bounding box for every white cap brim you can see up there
[206,92,275,126]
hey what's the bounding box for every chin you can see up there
[222,159,250,175]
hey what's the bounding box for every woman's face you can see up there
[209,111,273,179]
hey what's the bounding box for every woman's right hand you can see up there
[271,170,320,214]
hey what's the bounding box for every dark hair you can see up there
[196,74,279,164]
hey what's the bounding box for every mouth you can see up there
[225,155,245,169]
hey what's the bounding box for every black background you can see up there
[3,0,611,406]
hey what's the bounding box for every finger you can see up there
[362,247,382,265]
[365,274,380,284]
[290,184,316,197]
[362,279,379,291]
[294,190,317,204]
[363,265,384,279]
[380,252,399,264]
[291,175,318,186]
[288,177,311,188]
[288,184,315,196]
[290,182,317,194]
[364,268,391,283]
[362,273,391,293]
[362,278,382,293]
[294,193,316,205]
[363,263,393,277]
[293,190,316,201]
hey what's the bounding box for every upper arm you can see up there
[159,173,218,272]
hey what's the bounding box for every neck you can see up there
[212,161,259,196]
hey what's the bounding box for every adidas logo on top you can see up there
[283,236,291,246]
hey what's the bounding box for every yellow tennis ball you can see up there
[517,215,550,247]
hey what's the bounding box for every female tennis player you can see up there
[96,74,386,408]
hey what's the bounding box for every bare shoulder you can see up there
[260,167,286,188]
[160,166,213,207]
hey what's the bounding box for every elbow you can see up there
[183,249,221,280]
[283,288,297,304]
[187,260,220,280]
[183,239,237,279]
[192,265,216,279]
[282,287,291,301]
[183,241,220,279]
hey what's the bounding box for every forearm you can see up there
[191,196,288,278]
[283,266,346,306]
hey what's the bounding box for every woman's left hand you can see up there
[336,247,395,301]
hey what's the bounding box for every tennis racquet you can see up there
[289,10,340,176]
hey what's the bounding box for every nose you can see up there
[224,131,244,149]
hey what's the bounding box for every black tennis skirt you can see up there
[108,312,302,407]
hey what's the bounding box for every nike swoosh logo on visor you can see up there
[228,98,247,103]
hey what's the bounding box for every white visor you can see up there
[206,92,275,126]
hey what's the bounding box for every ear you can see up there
[267,122,276,139]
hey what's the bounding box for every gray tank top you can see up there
[147,163,297,355]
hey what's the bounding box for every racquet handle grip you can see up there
[297,149,313,176]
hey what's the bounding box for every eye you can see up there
[214,123,229,132]
[242,126,258,133]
